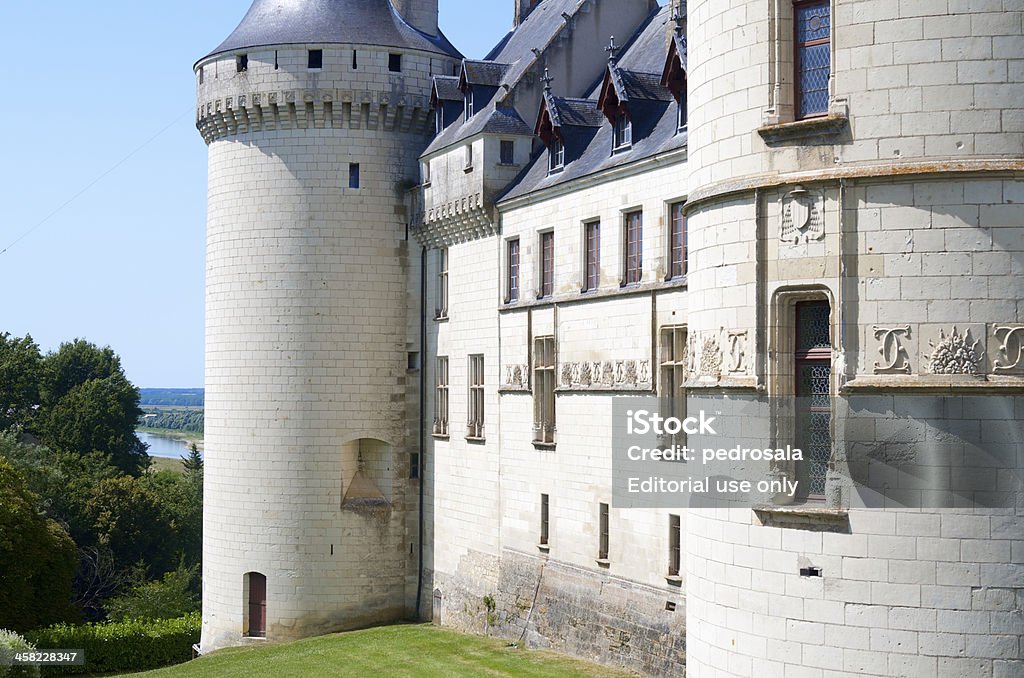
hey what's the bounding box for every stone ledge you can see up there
[753,504,851,533]
[842,375,1024,394]
[757,115,849,145]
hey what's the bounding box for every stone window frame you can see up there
[539,493,550,551]
[665,200,688,281]
[504,237,521,304]
[435,248,449,320]
[667,514,682,582]
[466,354,485,441]
[581,219,601,293]
[537,229,555,299]
[533,335,557,447]
[659,325,689,449]
[433,356,450,438]
[768,286,838,506]
[597,502,610,565]
[620,208,644,287]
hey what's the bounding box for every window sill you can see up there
[464,165,474,173]
[434,314,449,323]
[752,504,850,533]
[532,441,556,451]
[497,163,521,169]
[757,114,849,145]
[538,544,550,553]
[432,433,450,441]
[422,181,432,188]
[548,167,564,176]
[595,558,611,568]
[665,575,683,586]
[465,436,486,445]
[611,146,632,155]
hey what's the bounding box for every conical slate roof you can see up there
[203,0,461,60]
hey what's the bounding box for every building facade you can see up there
[196,0,1023,675]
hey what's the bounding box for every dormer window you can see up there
[465,88,475,120]
[435,108,443,135]
[675,90,688,133]
[548,139,565,174]
[612,115,632,151]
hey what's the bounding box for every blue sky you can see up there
[0,1,520,388]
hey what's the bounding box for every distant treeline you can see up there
[139,388,204,407]
[139,409,204,434]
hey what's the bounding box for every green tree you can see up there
[182,444,203,474]
[40,339,122,407]
[0,460,78,633]
[144,470,202,572]
[0,333,42,432]
[104,563,199,622]
[41,375,147,476]
[83,477,177,577]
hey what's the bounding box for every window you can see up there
[584,221,600,292]
[623,211,643,285]
[500,140,515,165]
[539,231,554,298]
[533,336,556,444]
[422,161,431,185]
[348,163,360,189]
[598,503,610,561]
[236,54,248,73]
[613,115,632,151]
[548,138,564,173]
[436,249,448,319]
[676,90,688,132]
[308,49,323,70]
[245,572,266,638]
[795,1,831,118]
[660,326,687,446]
[507,239,521,303]
[274,51,279,70]
[465,88,474,120]
[389,53,402,72]
[669,202,687,279]
[540,494,550,546]
[435,107,443,136]
[199,67,204,84]
[668,515,681,577]
[465,144,474,169]
[467,355,484,439]
[410,452,420,480]
[434,357,449,436]
[795,300,832,499]
[352,50,358,70]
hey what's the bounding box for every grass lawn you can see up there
[125,624,634,677]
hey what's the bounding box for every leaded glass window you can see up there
[794,300,832,498]
[795,1,831,118]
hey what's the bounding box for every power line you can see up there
[0,111,191,257]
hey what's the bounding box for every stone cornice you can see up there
[196,89,433,144]
[685,159,1024,212]
[411,192,498,248]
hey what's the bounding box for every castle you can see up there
[195,1,1024,675]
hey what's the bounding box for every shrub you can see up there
[105,564,199,622]
[0,629,40,678]
[24,613,199,676]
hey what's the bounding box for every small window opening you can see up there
[274,51,279,70]
[352,50,358,70]
[598,503,610,561]
[540,494,550,546]
[410,452,421,480]
[236,54,248,72]
[500,140,515,165]
[308,49,323,69]
[349,163,360,189]
[199,67,204,84]
[389,53,402,72]
[408,352,420,370]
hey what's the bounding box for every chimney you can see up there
[392,0,439,37]
[514,0,541,27]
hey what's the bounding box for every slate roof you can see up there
[432,76,463,102]
[462,61,510,87]
[545,96,605,130]
[203,0,461,61]
[500,4,686,203]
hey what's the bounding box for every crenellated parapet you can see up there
[196,89,434,144]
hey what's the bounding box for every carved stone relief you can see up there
[873,326,912,374]
[558,360,651,389]
[925,326,983,375]
[727,331,747,374]
[780,185,825,244]
[993,325,1024,373]
[699,336,722,378]
[502,364,529,389]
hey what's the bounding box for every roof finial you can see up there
[541,68,555,93]
[672,1,687,33]
[605,36,619,64]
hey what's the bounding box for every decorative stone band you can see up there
[500,364,530,391]
[683,159,1024,213]
[868,323,1024,378]
[196,89,434,144]
[411,192,497,248]
[556,360,652,391]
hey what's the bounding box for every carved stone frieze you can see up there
[925,326,982,375]
[873,326,912,374]
[502,364,529,390]
[558,360,651,389]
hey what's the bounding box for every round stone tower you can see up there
[684,1,1023,676]
[194,0,460,652]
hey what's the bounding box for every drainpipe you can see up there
[416,245,427,619]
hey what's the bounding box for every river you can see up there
[137,431,200,459]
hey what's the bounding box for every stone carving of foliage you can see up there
[700,336,722,377]
[925,327,982,375]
